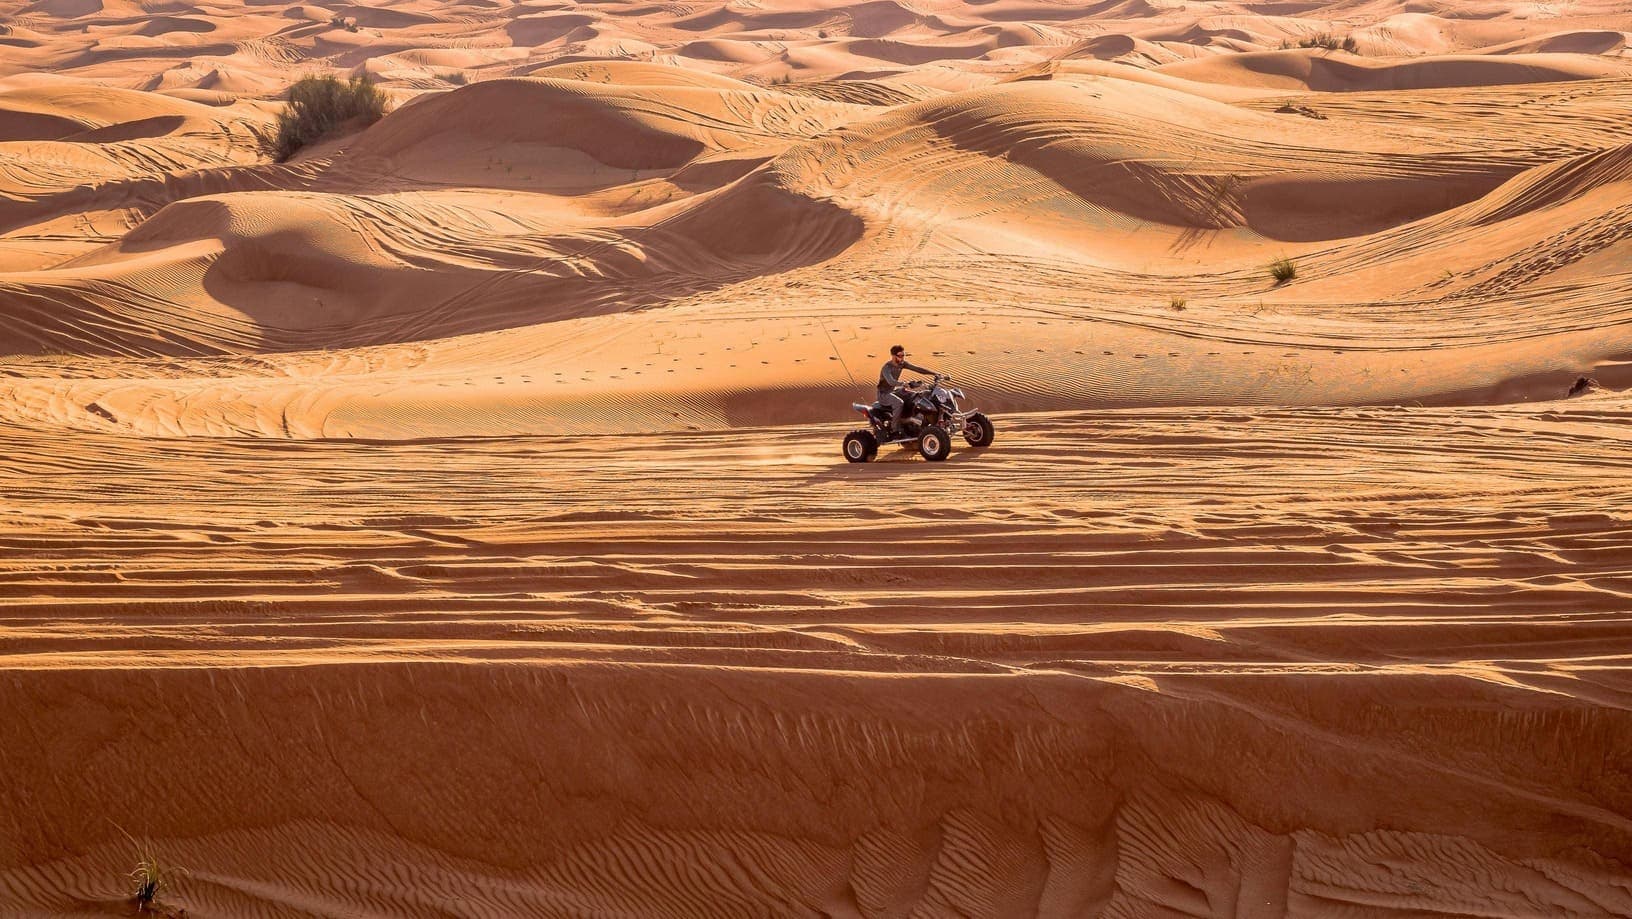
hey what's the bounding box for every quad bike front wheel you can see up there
[962,412,994,447]
[843,429,878,463]
[918,425,951,461]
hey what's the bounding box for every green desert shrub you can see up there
[1269,257,1297,284]
[271,74,387,162]
[1299,33,1359,52]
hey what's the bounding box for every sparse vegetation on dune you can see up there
[1292,32,1360,52]
[131,856,164,911]
[119,827,186,915]
[1269,257,1297,284]
[271,74,388,162]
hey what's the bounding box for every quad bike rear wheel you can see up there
[843,429,878,463]
[918,425,951,461]
[962,412,994,447]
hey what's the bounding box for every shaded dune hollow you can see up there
[4,663,1631,916]
[0,76,873,356]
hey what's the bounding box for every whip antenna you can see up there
[820,324,858,389]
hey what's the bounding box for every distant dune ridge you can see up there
[3,0,1632,915]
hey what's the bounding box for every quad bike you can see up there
[843,375,994,462]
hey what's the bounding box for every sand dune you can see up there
[1477,28,1631,56]
[3,405,1632,914]
[4,0,1632,914]
[1156,48,1632,92]
[3,66,1629,426]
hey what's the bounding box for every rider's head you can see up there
[890,344,906,365]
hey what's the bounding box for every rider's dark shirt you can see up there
[878,359,931,394]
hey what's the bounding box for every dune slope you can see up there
[3,403,1632,915]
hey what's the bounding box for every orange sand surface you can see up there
[3,0,1632,914]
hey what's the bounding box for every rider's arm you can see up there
[879,362,901,389]
[904,361,934,376]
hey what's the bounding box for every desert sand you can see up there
[2,0,1632,915]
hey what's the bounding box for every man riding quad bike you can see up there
[843,345,995,462]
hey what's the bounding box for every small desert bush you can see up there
[119,829,186,913]
[1169,296,1187,311]
[1299,33,1358,52]
[443,71,469,85]
[1269,257,1297,284]
[131,855,166,910]
[271,74,387,162]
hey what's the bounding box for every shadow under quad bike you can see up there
[843,375,994,462]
